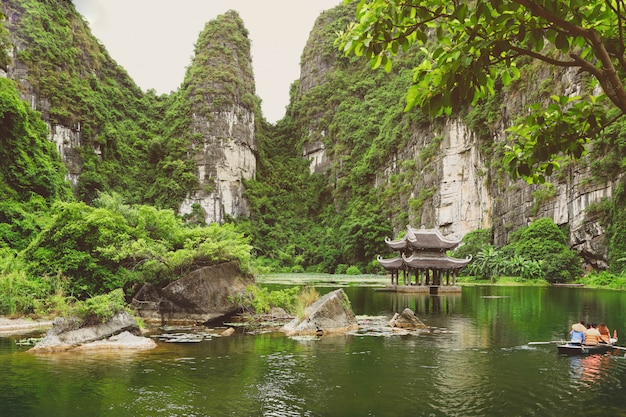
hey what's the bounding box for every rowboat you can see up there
[557,335,619,355]
[556,342,615,355]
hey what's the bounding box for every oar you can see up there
[528,340,566,345]
[611,345,626,351]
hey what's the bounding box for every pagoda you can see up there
[377,226,471,293]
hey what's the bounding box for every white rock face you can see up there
[437,119,492,238]
[179,108,257,224]
[48,123,83,187]
[303,138,328,174]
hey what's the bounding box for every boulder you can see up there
[282,289,358,336]
[132,261,253,324]
[389,308,428,329]
[28,311,154,353]
[221,327,235,336]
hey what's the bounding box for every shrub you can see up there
[233,285,301,315]
[502,218,582,283]
[295,286,320,319]
[335,264,349,274]
[74,289,129,325]
[451,228,492,259]
[345,265,362,275]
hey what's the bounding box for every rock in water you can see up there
[73,331,156,351]
[282,289,358,336]
[389,308,428,329]
[29,311,155,353]
[132,261,252,324]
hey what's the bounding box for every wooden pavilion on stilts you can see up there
[377,226,471,294]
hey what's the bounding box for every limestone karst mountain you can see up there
[0,0,622,272]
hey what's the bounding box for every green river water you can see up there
[2,282,626,417]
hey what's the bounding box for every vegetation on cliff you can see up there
[0,4,255,316]
[246,1,626,284]
[339,0,626,183]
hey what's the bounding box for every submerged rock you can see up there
[282,289,358,336]
[73,331,156,351]
[29,311,155,353]
[388,308,428,329]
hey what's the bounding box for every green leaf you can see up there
[555,32,569,52]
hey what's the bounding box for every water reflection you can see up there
[387,293,461,315]
[569,354,614,389]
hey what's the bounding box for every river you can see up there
[2,281,626,417]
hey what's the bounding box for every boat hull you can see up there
[557,343,614,355]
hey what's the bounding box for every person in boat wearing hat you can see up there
[570,321,586,345]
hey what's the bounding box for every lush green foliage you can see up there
[0,78,72,202]
[233,285,300,314]
[74,288,129,324]
[231,284,319,317]
[338,0,626,182]
[0,78,73,254]
[451,228,493,260]
[462,219,581,283]
[606,180,626,274]
[577,270,626,290]
[21,193,252,298]
[503,218,582,282]
[0,12,10,70]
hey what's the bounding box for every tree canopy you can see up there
[338,0,626,182]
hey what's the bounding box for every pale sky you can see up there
[72,0,342,124]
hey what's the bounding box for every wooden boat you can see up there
[557,336,619,355]
[556,342,615,355]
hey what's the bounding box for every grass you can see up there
[456,275,551,286]
[256,273,388,287]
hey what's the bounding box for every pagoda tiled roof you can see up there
[377,253,471,270]
[385,226,463,251]
[376,255,404,270]
[401,252,472,270]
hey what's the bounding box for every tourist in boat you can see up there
[570,322,586,345]
[597,322,612,344]
[584,323,602,346]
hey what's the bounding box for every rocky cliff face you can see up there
[176,11,257,224]
[1,0,93,187]
[1,2,256,222]
[297,4,613,268]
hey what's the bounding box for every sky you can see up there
[72,0,342,124]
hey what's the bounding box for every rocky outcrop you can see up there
[177,11,257,224]
[282,289,358,336]
[132,261,253,324]
[389,308,428,330]
[28,311,155,353]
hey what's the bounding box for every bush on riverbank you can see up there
[459,219,582,283]
[22,193,252,298]
[231,284,320,317]
[0,191,253,315]
[576,271,626,290]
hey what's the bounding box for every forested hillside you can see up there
[246,1,626,279]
